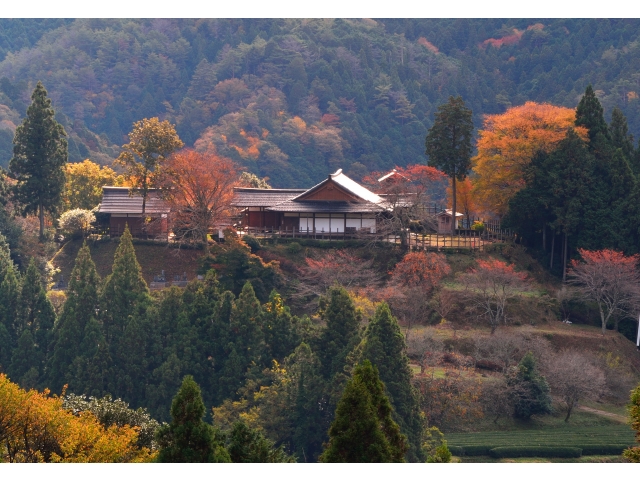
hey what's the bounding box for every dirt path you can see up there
[576,405,628,423]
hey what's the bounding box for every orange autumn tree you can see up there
[0,374,154,463]
[161,149,238,254]
[472,102,588,216]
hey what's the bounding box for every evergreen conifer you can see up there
[9,81,68,239]
[320,360,407,463]
[508,352,552,420]
[360,302,424,462]
[49,242,101,391]
[316,286,361,379]
[156,375,230,463]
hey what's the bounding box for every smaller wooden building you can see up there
[436,209,463,234]
[98,187,170,238]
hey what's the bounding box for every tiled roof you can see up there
[292,169,384,204]
[232,188,307,207]
[267,200,386,213]
[98,187,169,214]
[437,209,463,217]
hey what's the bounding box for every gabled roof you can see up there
[292,169,384,204]
[378,169,409,183]
[98,187,169,214]
[232,188,306,207]
[436,209,463,218]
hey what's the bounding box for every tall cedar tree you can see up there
[320,360,408,463]
[100,224,149,347]
[48,242,101,392]
[218,282,264,400]
[9,258,56,386]
[425,96,473,234]
[0,235,19,368]
[156,375,230,463]
[360,302,424,462]
[316,286,361,379]
[115,117,183,217]
[507,352,552,420]
[610,106,635,163]
[573,86,638,254]
[262,290,300,363]
[227,420,296,463]
[9,81,68,239]
[575,85,610,144]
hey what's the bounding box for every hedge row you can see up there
[489,447,582,458]
[450,444,630,458]
[579,444,631,456]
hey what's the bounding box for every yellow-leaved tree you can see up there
[63,159,125,211]
[472,102,588,216]
[0,374,155,463]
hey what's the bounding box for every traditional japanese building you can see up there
[98,187,170,238]
[233,169,388,234]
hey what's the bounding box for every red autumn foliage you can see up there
[389,251,450,291]
[460,258,529,334]
[320,113,340,126]
[568,249,640,335]
[160,149,238,253]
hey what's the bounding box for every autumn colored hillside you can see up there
[1,19,640,187]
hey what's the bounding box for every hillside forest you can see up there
[2,19,640,464]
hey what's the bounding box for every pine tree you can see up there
[229,281,264,367]
[575,85,610,145]
[507,352,552,420]
[9,81,68,239]
[156,375,230,463]
[227,420,296,463]
[100,224,148,345]
[320,360,407,463]
[0,234,20,363]
[15,258,56,379]
[315,286,361,379]
[610,106,635,162]
[49,242,101,392]
[359,302,424,462]
[425,95,474,235]
[262,290,299,363]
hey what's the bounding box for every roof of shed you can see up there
[98,187,169,214]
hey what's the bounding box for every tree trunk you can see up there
[542,224,546,251]
[451,175,457,236]
[38,202,45,240]
[562,232,568,283]
[565,403,573,422]
[550,233,555,269]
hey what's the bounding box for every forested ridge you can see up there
[1,19,640,186]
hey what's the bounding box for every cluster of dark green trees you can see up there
[505,86,640,279]
[0,225,429,462]
[1,20,640,186]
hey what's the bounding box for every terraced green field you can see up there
[446,425,634,457]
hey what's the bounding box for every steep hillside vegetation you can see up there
[0,19,639,186]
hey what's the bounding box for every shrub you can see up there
[58,208,95,239]
[287,241,302,254]
[489,446,582,458]
[448,445,494,456]
[243,235,261,253]
[471,221,485,233]
[580,445,631,456]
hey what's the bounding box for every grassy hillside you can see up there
[51,238,203,285]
